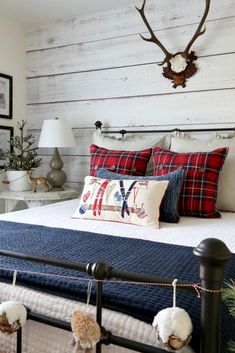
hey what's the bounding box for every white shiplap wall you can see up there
[26,0,235,190]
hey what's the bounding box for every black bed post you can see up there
[87,262,113,353]
[16,327,22,353]
[194,238,232,353]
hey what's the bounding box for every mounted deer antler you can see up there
[136,0,211,88]
[136,0,172,66]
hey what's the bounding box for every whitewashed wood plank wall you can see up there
[26,0,235,190]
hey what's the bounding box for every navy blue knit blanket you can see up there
[0,221,234,353]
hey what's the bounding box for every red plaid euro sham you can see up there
[90,144,152,177]
[153,147,228,218]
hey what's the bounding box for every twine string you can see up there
[0,266,223,296]
[86,279,92,309]
[193,284,202,299]
[10,270,17,301]
[172,279,178,308]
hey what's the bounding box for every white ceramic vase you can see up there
[6,170,31,192]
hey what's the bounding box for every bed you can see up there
[0,199,234,353]
[0,123,235,353]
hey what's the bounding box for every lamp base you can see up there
[47,148,67,190]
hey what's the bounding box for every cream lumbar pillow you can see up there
[73,176,169,228]
[93,129,169,151]
[170,134,235,212]
[93,130,170,175]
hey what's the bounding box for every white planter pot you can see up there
[6,170,31,192]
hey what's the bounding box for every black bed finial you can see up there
[194,238,231,353]
[119,129,127,138]
[173,128,181,133]
[95,121,102,130]
[86,262,113,280]
[194,238,231,264]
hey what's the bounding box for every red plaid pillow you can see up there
[153,147,228,218]
[90,144,152,177]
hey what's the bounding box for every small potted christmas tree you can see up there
[5,120,42,191]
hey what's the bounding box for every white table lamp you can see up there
[38,118,75,190]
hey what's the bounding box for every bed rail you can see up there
[0,238,231,353]
[95,120,235,137]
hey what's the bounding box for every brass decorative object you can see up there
[136,0,211,88]
[27,171,50,192]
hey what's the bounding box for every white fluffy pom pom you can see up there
[0,301,27,334]
[152,307,193,351]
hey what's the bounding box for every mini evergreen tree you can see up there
[223,281,235,352]
[4,120,42,171]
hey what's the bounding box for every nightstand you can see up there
[0,188,80,213]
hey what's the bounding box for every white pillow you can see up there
[93,130,170,175]
[73,176,169,228]
[171,134,235,212]
[93,129,169,151]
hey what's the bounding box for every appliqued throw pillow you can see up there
[171,134,235,212]
[73,176,169,228]
[97,168,184,223]
[90,144,152,177]
[153,147,228,218]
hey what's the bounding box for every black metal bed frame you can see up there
[1,122,234,353]
[94,120,235,137]
[0,238,232,353]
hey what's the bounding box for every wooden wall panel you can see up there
[27,17,235,78]
[26,0,235,51]
[28,90,235,130]
[26,0,235,189]
[27,54,235,104]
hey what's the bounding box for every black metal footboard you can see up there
[0,238,231,353]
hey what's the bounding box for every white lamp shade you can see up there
[38,118,76,148]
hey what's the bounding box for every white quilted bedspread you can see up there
[0,199,234,353]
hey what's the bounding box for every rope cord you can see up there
[0,266,224,298]
[86,279,92,308]
[172,279,178,307]
[10,270,17,301]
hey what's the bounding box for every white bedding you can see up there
[0,199,234,353]
[1,198,235,251]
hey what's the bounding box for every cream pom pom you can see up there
[71,310,101,353]
[152,307,193,351]
[0,301,27,334]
